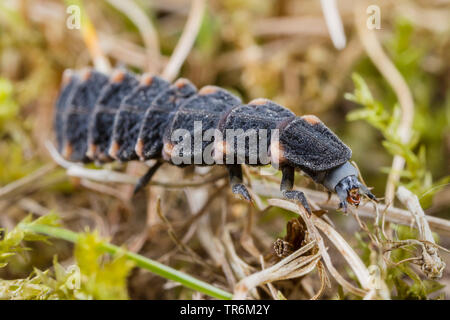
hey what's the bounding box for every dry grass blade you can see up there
[106,0,160,73]
[310,261,330,300]
[162,0,206,81]
[233,240,320,300]
[221,226,255,280]
[268,198,371,297]
[397,187,436,244]
[251,182,450,237]
[197,214,236,288]
[320,0,346,50]
[46,141,226,187]
[68,0,111,72]
[313,217,371,289]
[396,186,447,279]
[80,178,130,202]
[2,0,448,301]
[0,163,56,199]
[354,1,414,204]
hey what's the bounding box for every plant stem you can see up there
[20,223,233,300]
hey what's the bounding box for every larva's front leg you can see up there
[227,164,251,202]
[280,165,311,214]
[133,160,163,195]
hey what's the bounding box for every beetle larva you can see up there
[54,68,376,212]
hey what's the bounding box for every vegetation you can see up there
[0,0,448,300]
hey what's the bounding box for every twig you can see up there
[65,0,111,72]
[71,164,226,188]
[106,0,161,73]
[17,198,49,216]
[221,225,255,281]
[396,186,446,279]
[240,205,261,258]
[185,187,236,290]
[354,2,414,204]
[252,17,328,37]
[251,181,450,237]
[197,213,236,288]
[0,163,56,199]
[99,32,155,69]
[259,255,278,300]
[80,178,129,201]
[181,183,228,228]
[47,136,450,237]
[320,0,347,50]
[233,241,320,299]
[46,140,226,188]
[310,261,329,300]
[155,196,209,269]
[268,198,369,297]
[161,0,206,81]
[397,187,435,244]
[67,165,138,184]
[313,215,371,289]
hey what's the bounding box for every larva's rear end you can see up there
[54,69,79,155]
[62,69,109,162]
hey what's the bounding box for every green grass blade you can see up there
[20,223,233,300]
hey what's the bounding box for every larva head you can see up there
[324,162,377,212]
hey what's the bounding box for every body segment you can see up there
[87,69,139,162]
[137,78,197,161]
[217,99,295,165]
[110,74,170,161]
[62,69,109,162]
[164,86,241,165]
[54,70,80,154]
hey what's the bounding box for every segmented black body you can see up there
[55,68,374,211]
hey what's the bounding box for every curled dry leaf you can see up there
[267,198,377,298]
[273,217,308,258]
[233,240,320,299]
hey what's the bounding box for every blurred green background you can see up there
[0,0,449,299]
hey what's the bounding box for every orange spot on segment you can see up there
[62,143,73,159]
[302,115,321,125]
[86,143,97,159]
[213,140,230,162]
[249,98,269,106]
[199,86,218,95]
[162,143,174,161]
[135,139,144,159]
[108,141,120,159]
[111,70,125,83]
[174,78,189,88]
[98,152,111,163]
[140,74,154,86]
[62,70,73,86]
[270,141,286,164]
[81,69,92,81]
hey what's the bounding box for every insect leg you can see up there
[133,160,163,195]
[335,185,348,213]
[360,183,378,201]
[280,165,311,214]
[227,164,251,202]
